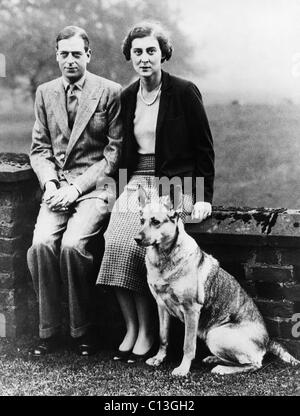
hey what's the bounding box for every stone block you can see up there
[255,247,281,265]
[255,299,295,318]
[255,282,300,301]
[245,264,295,282]
[264,317,299,340]
[281,249,300,267]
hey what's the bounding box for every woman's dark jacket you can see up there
[119,70,215,204]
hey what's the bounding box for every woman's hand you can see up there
[191,202,212,222]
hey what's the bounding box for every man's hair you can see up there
[122,21,173,63]
[56,26,90,51]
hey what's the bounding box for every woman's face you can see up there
[130,35,163,79]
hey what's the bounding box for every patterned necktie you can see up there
[66,84,78,129]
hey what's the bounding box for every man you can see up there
[27,26,122,356]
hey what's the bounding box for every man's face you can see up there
[56,36,91,83]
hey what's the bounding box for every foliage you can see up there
[0,0,195,99]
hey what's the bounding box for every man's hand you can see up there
[47,185,80,212]
[191,201,212,222]
[43,181,58,204]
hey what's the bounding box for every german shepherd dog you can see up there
[135,191,299,376]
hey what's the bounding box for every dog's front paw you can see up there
[171,364,190,377]
[171,357,192,377]
[146,352,166,367]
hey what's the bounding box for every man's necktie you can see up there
[66,84,78,129]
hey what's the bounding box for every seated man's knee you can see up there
[30,232,58,252]
[61,233,85,253]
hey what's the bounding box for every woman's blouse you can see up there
[133,89,161,154]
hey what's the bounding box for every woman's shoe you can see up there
[112,348,133,361]
[127,342,158,363]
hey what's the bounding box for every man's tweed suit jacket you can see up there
[30,70,123,199]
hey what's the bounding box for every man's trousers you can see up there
[27,197,109,338]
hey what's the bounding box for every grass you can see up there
[208,103,300,208]
[0,336,299,396]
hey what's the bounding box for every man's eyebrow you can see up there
[58,50,84,54]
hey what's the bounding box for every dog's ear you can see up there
[160,195,173,211]
[168,210,179,222]
[137,185,148,209]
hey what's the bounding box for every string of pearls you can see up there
[138,82,162,106]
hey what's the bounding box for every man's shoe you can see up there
[73,333,98,357]
[31,335,61,356]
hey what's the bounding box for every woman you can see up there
[97,21,214,362]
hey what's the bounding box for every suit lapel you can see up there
[50,78,71,140]
[65,72,104,161]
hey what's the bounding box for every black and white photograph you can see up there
[0,0,299,399]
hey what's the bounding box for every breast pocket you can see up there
[89,110,107,135]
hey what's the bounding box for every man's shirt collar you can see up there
[62,72,86,91]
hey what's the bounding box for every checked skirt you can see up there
[96,155,194,294]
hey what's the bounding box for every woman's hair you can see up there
[56,26,90,52]
[122,21,173,62]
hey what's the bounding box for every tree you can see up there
[0,0,196,100]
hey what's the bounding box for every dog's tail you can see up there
[267,340,300,365]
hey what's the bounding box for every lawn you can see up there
[209,103,300,209]
[1,102,299,209]
[0,336,299,396]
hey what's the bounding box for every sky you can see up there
[175,0,300,104]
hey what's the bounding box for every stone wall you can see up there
[186,207,300,358]
[0,152,299,358]
[0,153,40,337]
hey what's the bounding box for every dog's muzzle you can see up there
[134,235,143,246]
[134,233,153,247]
